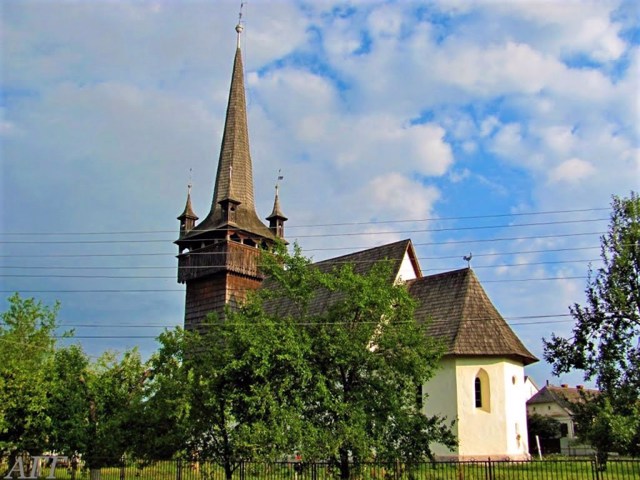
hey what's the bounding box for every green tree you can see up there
[544,192,640,457]
[46,346,149,478]
[148,246,454,478]
[147,305,309,479]
[129,329,191,462]
[260,246,455,479]
[527,413,562,442]
[570,395,638,467]
[0,294,60,457]
[46,345,91,459]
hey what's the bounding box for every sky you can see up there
[1,0,639,389]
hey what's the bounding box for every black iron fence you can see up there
[2,457,639,480]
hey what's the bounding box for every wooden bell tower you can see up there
[175,23,286,331]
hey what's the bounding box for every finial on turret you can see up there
[236,2,245,48]
[275,169,284,195]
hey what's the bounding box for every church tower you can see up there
[176,23,286,331]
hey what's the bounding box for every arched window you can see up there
[474,377,482,408]
[474,369,491,412]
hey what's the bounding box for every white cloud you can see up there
[368,173,440,220]
[368,4,404,38]
[537,125,576,155]
[434,0,627,63]
[2,0,638,386]
[548,158,597,184]
[490,123,524,159]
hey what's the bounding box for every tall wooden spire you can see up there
[175,22,284,331]
[189,24,275,240]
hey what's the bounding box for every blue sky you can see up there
[1,0,639,388]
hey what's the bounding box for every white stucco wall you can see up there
[421,358,459,457]
[395,251,418,282]
[527,401,574,438]
[523,377,540,401]
[424,357,530,460]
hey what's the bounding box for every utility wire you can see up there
[0,218,608,244]
[0,245,603,259]
[46,316,578,339]
[0,207,611,235]
[0,274,590,294]
[0,258,601,277]
[4,313,572,329]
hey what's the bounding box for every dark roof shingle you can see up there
[407,268,538,365]
[262,241,537,366]
[527,385,598,410]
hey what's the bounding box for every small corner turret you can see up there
[177,182,198,238]
[266,182,287,240]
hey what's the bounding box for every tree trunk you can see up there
[339,450,350,480]
[224,460,233,480]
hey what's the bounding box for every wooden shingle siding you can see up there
[184,272,262,330]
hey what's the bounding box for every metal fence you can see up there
[2,457,640,480]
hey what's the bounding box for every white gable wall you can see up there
[395,251,418,282]
[424,357,531,460]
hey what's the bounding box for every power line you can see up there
[0,244,603,259]
[0,258,601,277]
[0,218,608,244]
[46,316,578,339]
[0,207,610,235]
[7,313,572,329]
[0,273,590,294]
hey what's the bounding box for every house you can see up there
[527,384,597,456]
[524,376,540,401]
[175,22,538,461]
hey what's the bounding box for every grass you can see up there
[43,460,640,480]
[3,458,638,480]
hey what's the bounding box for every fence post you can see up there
[591,455,601,480]
[120,456,126,480]
[485,458,494,480]
[176,459,182,480]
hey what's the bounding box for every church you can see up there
[175,23,537,461]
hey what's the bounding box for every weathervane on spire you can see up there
[188,167,193,195]
[236,2,245,48]
[275,169,284,195]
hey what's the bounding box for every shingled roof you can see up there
[313,239,418,278]
[407,268,538,365]
[260,241,536,366]
[528,385,598,411]
[261,240,417,318]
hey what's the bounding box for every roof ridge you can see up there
[420,267,470,281]
[313,239,411,266]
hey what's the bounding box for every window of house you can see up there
[475,378,482,408]
[474,369,491,412]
